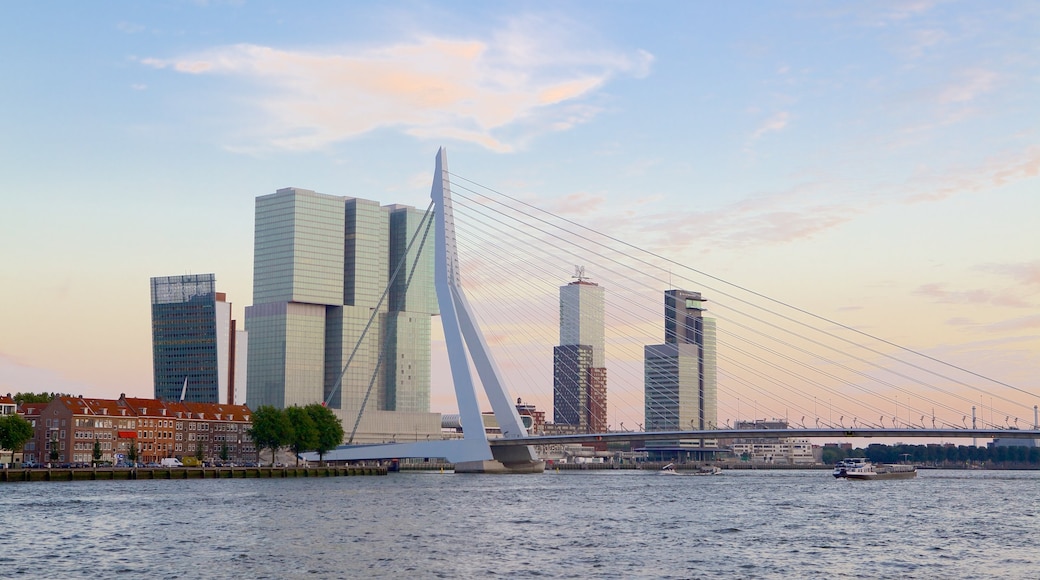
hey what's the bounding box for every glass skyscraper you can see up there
[246,188,440,443]
[644,289,717,459]
[553,274,607,433]
[150,274,244,404]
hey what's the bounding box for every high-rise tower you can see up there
[553,268,607,433]
[151,274,245,404]
[644,289,717,460]
[245,187,440,443]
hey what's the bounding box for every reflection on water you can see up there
[2,469,1039,579]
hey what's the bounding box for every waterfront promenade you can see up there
[0,465,386,483]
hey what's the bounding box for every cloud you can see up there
[602,180,861,250]
[938,68,998,104]
[915,283,1032,308]
[904,146,1040,203]
[902,28,948,59]
[984,314,1040,333]
[751,111,790,141]
[542,191,607,217]
[140,26,653,153]
[116,21,146,34]
[978,261,1040,286]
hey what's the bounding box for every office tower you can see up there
[246,188,440,443]
[644,290,717,459]
[150,274,245,404]
[553,270,607,433]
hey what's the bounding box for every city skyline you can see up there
[2,3,1037,427]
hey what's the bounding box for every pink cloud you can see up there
[915,283,1032,309]
[751,111,790,140]
[140,26,653,153]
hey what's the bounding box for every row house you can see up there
[21,395,255,466]
[1,395,22,465]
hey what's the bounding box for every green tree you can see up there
[285,406,318,466]
[127,440,138,466]
[92,437,102,466]
[220,442,230,462]
[0,414,35,464]
[13,392,67,405]
[195,441,204,462]
[305,403,345,466]
[49,433,59,463]
[247,405,293,466]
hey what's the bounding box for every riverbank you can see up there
[0,465,386,483]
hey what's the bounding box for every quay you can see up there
[0,465,386,483]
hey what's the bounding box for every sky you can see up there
[1,1,1038,429]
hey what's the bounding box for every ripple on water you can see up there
[3,470,1040,578]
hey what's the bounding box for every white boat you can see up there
[832,457,868,478]
[659,463,722,476]
[834,458,916,480]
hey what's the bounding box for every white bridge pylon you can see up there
[311,149,541,471]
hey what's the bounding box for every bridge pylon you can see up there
[304,149,543,473]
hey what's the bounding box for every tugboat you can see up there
[834,458,916,480]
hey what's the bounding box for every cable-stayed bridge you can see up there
[312,149,1040,472]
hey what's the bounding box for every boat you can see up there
[832,457,868,478]
[834,458,916,480]
[659,463,722,476]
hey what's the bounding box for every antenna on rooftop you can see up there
[573,265,588,282]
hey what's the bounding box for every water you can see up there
[2,469,1039,579]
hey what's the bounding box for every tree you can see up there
[92,437,102,466]
[0,414,35,464]
[285,406,318,466]
[195,441,204,462]
[220,442,230,462]
[49,433,59,463]
[127,440,138,466]
[247,405,293,466]
[305,403,345,466]
[13,392,67,405]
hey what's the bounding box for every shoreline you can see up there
[0,465,387,483]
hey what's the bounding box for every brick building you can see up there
[20,395,255,466]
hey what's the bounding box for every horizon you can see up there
[2,2,1037,433]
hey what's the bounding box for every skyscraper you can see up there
[644,289,717,460]
[150,274,245,404]
[553,270,607,433]
[245,188,440,443]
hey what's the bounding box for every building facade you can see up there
[553,273,607,433]
[246,188,441,444]
[644,290,718,460]
[150,274,246,404]
[726,420,815,464]
[19,395,255,466]
[1,395,21,465]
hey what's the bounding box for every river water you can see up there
[2,469,1038,579]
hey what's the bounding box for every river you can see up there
[2,468,1038,579]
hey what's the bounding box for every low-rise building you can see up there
[21,395,255,466]
[724,420,816,465]
[1,395,23,465]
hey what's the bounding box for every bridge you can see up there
[307,149,1039,472]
